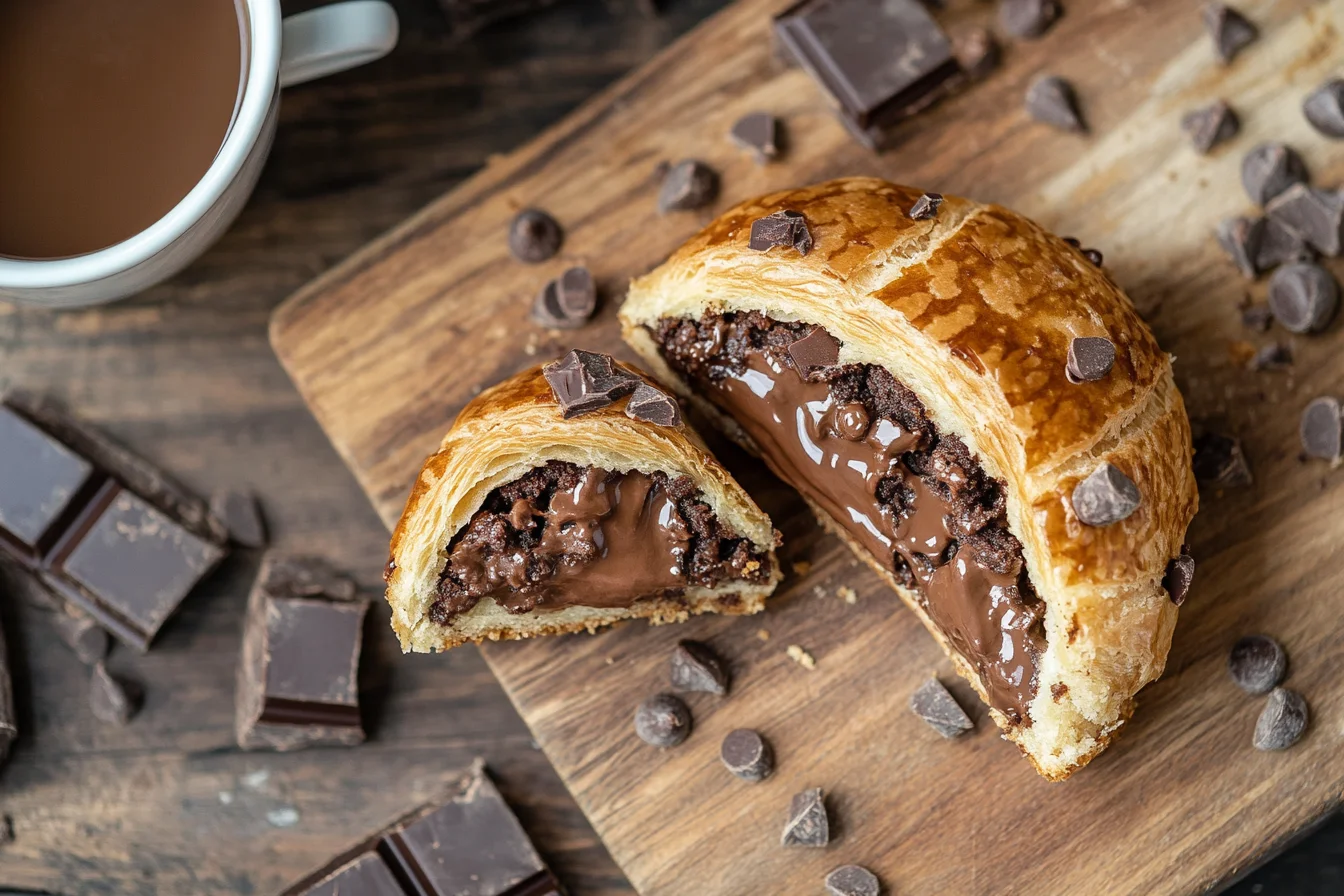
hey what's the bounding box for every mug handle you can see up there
[279,0,399,88]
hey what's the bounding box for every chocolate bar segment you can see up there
[281,761,563,896]
[236,554,368,751]
[0,406,94,550]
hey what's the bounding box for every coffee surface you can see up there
[0,0,244,259]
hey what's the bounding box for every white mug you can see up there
[0,0,399,309]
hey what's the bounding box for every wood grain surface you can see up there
[272,0,1344,893]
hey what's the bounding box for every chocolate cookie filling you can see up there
[652,312,1045,725]
[430,462,770,624]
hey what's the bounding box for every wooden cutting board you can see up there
[270,0,1344,892]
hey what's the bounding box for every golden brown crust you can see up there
[620,177,1198,779]
[385,363,780,653]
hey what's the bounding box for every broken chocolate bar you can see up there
[280,760,562,895]
[0,395,228,651]
[236,554,369,751]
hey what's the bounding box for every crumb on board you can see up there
[787,644,816,670]
[791,560,812,576]
[524,333,540,356]
[837,586,857,605]
[812,585,826,599]
[757,629,771,641]
[605,657,614,665]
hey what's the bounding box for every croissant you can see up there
[620,177,1198,780]
[384,352,781,653]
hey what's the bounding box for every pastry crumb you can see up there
[757,629,771,641]
[787,644,816,670]
[605,657,615,665]
[837,586,857,605]
[791,560,812,576]
[524,334,541,356]
[811,585,826,599]
[743,559,761,574]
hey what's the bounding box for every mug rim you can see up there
[0,0,282,289]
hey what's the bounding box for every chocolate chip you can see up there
[634,693,691,747]
[210,489,268,548]
[625,382,681,427]
[1082,247,1104,266]
[1181,99,1240,154]
[1164,552,1196,606]
[1267,263,1339,333]
[832,403,870,441]
[1241,305,1273,332]
[1192,432,1252,487]
[533,266,598,329]
[1071,462,1141,526]
[669,640,728,695]
[1300,396,1343,461]
[1065,336,1116,383]
[1241,144,1307,207]
[1228,635,1286,695]
[720,728,773,782]
[657,160,718,213]
[1216,215,1265,279]
[908,192,943,220]
[542,349,640,418]
[780,787,829,848]
[909,677,973,738]
[1255,215,1315,271]
[1303,78,1344,138]
[508,209,563,263]
[825,865,881,896]
[730,112,780,163]
[749,210,812,255]
[1025,75,1086,133]
[89,661,139,726]
[998,0,1060,39]
[953,27,999,80]
[787,327,841,375]
[1249,341,1293,371]
[1266,184,1344,256]
[1253,687,1309,751]
[1204,3,1258,64]
[52,608,109,665]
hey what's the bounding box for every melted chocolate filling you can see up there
[430,462,771,625]
[653,311,1045,725]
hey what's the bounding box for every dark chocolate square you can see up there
[0,406,94,548]
[304,854,404,896]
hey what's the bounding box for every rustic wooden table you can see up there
[0,1,1337,894]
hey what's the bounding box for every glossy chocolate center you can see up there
[653,312,1045,724]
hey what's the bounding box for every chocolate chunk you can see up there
[89,661,139,726]
[261,555,358,601]
[1204,3,1257,64]
[1025,75,1086,133]
[657,160,718,213]
[210,489,267,549]
[953,28,999,80]
[1267,263,1339,333]
[1241,305,1274,332]
[720,728,774,781]
[730,112,780,163]
[1065,336,1116,384]
[1192,432,1252,487]
[1242,144,1307,207]
[669,640,728,695]
[788,327,842,374]
[279,761,562,896]
[781,787,829,848]
[749,209,812,255]
[1300,396,1343,461]
[1266,184,1344,256]
[1082,247,1104,266]
[542,350,641,419]
[998,0,1060,39]
[1303,78,1344,138]
[1181,99,1239,154]
[52,606,110,665]
[831,402,871,441]
[909,676,974,738]
[236,555,369,751]
[1228,635,1286,695]
[774,0,959,149]
[0,617,14,765]
[634,693,691,747]
[1164,551,1196,606]
[533,266,598,330]
[507,209,563,264]
[825,865,881,896]
[1071,462,1141,527]
[625,383,682,427]
[0,405,94,547]
[1249,342,1293,372]
[1253,687,1309,751]
[1255,215,1315,271]
[908,192,943,220]
[1216,215,1265,279]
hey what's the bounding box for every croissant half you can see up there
[385,361,781,654]
[620,177,1198,780]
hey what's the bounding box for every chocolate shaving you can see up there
[780,787,829,848]
[1025,75,1086,133]
[1204,3,1258,64]
[1181,99,1240,154]
[749,210,812,255]
[1065,336,1116,383]
[1228,634,1286,695]
[657,160,719,213]
[998,0,1060,39]
[730,112,780,163]
[634,693,691,747]
[508,209,563,264]
[720,728,773,782]
[668,640,728,695]
[542,350,640,419]
[1071,462,1141,526]
[1267,263,1339,333]
[1266,184,1344,257]
[909,677,974,738]
[625,383,681,427]
[1303,78,1344,138]
[1242,144,1307,208]
[1253,688,1308,751]
[1300,396,1343,461]
[533,266,598,329]
[908,192,943,220]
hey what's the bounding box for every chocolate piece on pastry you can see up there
[384,353,780,653]
[619,178,1198,780]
